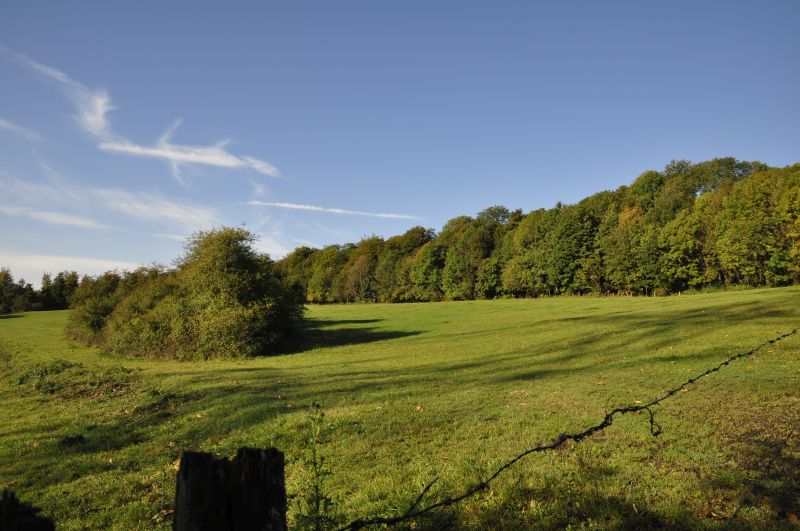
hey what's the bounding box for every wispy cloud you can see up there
[154,233,187,242]
[242,156,280,178]
[92,188,218,230]
[1,165,219,233]
[99,134,281,179]
[249,178,267,197]
[0,205,109,229]
[0,172,73,205]
[0,46,116,139]
[292,238,321,249]
[1,47,281,181]
[253,235,291,258]
[0,117,43,141]
[248,201,422,220]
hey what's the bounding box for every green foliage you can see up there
[475,256,504,299]
[543,205,597,294]
[0,269,37,314]
[39,271,80,310]
[659,210,704,291]
[102,271,188,359]
[65,271,124,343]
[337,236,384,303]
[66,228,305,359]
[501,255,533,296]
[375,227,433,302]
[442,224,493,300]
[627,170,665,212]
[409,241,447,301]
[476,205,512,225]
[6,158,799,317]
[276,246,319,300]
[0,268,14,314]
[274,159,800,302]
[307,246,351,303]
[0,268,81,314]
[779,168,800,282]
[715,169,790,286]
[294,402,337,531]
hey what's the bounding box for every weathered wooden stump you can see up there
[174,447,286,531]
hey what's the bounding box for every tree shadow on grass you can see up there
[281,317,424,352]
[404,461,702,530]
[0,314,24,320]
[416,495,698,530]
[304,318,384,326]
[717,424,800,529]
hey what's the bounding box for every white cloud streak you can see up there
[154,233,187,242]
[0,173,76,205]
[1,167,219,233]
[0,205,109,229]
[0,117,43,141]
[91,188,218,230]
[242,156,281,178]
[1,47,281,181]
[292,238,321,249]
[99,137,280,178]
[248,201,422,220]
[35,160,84,203]
[0,46,116,140]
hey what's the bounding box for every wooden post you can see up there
[174,447,286,531]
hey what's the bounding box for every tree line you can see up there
[0,269,79,314]
[276,158,800,302]
[2,157,799,318]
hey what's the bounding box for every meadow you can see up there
[1,287,799,529]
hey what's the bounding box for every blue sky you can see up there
[1,1,798,286]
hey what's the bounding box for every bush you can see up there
[66,271,124,343]
[67,228,305,359]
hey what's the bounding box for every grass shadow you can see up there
[722,424,800,529]
[282,318,424,352]
[405,460,701,530]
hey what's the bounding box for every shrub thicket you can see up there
[66,228,304,360]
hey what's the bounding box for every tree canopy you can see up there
[277,158,800,301]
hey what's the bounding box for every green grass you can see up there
[1,287,799,529]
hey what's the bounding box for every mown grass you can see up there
[1,287,799,529]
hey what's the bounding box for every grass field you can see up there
[1,287,800,529]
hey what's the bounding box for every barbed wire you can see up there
[338,326,800,530]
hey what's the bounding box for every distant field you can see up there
[1,288,799,529]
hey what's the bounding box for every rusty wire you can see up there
[338,326,800,530]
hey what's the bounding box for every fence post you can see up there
[174,447,287,531]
